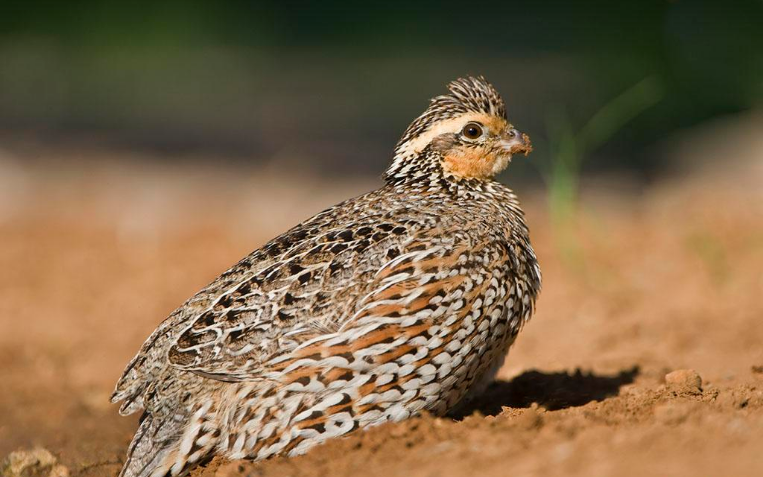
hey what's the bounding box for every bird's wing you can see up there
[112,203,428,414]
[163,221,420,381]
[173,233,513,386]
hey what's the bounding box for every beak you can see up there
[500,128,533,156]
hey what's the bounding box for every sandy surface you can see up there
[2,119,763,477]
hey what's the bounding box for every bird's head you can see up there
[385,76,531,183]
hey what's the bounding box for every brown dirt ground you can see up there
[2,116,763,477]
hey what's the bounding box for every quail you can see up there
[112,76,541,477]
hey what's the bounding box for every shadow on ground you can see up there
[452,366,640,418]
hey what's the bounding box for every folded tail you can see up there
[120,406,219,477]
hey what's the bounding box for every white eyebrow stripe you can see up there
[395,112,505,159]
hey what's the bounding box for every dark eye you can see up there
[461,122,483,140]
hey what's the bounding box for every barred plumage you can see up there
[112,76,541,477]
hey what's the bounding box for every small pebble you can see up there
[47,466,69,477]
[665,369,702,394]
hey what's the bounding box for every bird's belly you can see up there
[217,293,525,462]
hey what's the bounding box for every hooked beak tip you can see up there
[501,131,533,156]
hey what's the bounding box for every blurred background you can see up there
[2,2,763,476]
[1,0,761,177]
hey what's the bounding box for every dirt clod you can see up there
[46,466,68,477]
[665,369,703,395]
[2,449,57,477]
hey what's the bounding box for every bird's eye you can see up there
[461,122,483,140]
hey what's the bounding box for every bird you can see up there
[111,76,542,477]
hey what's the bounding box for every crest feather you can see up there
[439,76,507,118]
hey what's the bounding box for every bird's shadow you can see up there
[450,366,640,419]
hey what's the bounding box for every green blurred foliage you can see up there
[0,0,761,176]
[544,76,664,268]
